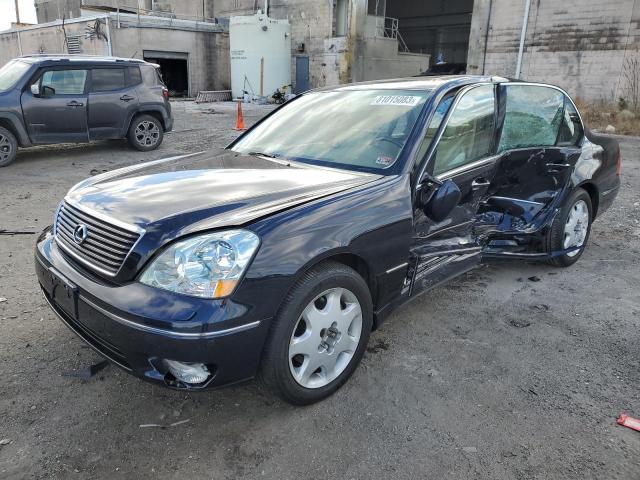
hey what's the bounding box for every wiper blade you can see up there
[247,151,280,159]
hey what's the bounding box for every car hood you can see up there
[65,149,379,236]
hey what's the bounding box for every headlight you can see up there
[139,230,260,298]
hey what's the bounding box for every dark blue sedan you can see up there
[35,76,621,404]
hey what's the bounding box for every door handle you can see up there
[120,95,134,102]
[471,178,491,190]
[546,163,571,171]
[66,101,84,107]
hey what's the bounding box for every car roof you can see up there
[310,75,511,93]
[17,54,148,67]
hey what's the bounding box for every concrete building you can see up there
[0,12,229,96]
[4,1,640,103]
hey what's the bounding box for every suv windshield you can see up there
[232,89,432,173]
[0,60,30,92]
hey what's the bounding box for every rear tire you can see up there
[258,261,373,405]
[0,127,18,167]
[127,114,163,151]
[546,188,593,267]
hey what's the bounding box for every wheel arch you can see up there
[0,113,31,147]
[576,181,599,218]
[288,250,378,328]
[126,108,167,135]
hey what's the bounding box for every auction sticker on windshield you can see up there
[371,95,422,106]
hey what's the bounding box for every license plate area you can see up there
[47,267,78,320]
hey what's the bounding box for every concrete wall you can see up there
[111,25,227,94]
[0,16,229,96]
[468,0,640,103]
[0,18,110,67]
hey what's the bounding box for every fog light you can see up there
[164,360,210,384]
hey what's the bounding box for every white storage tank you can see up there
[230,13,292,100]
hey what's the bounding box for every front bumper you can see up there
[35,229,271,390]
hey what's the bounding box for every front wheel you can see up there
[0,127,18,167]
[127,114,163,151]
[258,261,373,405]
[546,188,593,267]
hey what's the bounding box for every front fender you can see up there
[0,111,32,147]
[237,174,414,318]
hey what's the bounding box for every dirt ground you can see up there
[0,101,638,480]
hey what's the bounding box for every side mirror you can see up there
[421,178,461,222]
[30,84,40,96]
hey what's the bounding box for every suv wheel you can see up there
[0,127,18,167]
[128,115,163,151]
[546,188,593,267]
[258,261,373,405]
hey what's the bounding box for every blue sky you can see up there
[0,0,37,31]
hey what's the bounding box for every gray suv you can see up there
[0,55,173,167]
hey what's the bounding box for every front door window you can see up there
[431,84,495,176]
[40,69,87,95]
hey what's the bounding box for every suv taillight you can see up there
[162,87,169,99]
[616,145,621,176]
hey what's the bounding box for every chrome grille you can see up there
[54,201,141,276]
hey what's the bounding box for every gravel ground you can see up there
[0,101,638,480]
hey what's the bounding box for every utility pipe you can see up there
[515,0,531,79]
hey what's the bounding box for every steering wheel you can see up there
[374,136,404,148]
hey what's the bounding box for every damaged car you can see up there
[35,76,621,405]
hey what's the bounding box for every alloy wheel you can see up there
[563,199,589,257]
[134,120,160,147]
[0,134,13,163]
[288,287,363,389]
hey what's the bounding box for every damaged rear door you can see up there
[477,84,584,253]
[409,83,498,294]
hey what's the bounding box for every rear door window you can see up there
[498,85,564,152]
[91,68,126,92]
[40,69,87,95]
[556,98,584,146]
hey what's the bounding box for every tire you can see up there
[546,188,593,267]
[127,114,163,151]
[258,261,373,405]
[0,126,18,167]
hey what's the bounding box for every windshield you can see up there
[0,60,30,92]
[232,89,432,173]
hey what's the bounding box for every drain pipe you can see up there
[515,0,531,79]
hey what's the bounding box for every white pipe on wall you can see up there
[515,0,531,79]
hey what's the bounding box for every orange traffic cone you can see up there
[234,100,246,131]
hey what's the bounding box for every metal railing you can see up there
[115,4,218,25]
[375,16,410,53]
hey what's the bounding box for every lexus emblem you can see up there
[73,224,88,244]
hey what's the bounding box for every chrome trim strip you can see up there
[434,154,501,181]
[80,295,262,339]
[487,196,544,207]
[385,262,408,274]
[55,239,123,278]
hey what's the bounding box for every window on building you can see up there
[498,85,564,152]
[91,68,126,92]
[40,69,87,95]
[431,84,495,175]
[335,0,348,36]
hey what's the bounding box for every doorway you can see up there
[143,50,189,97]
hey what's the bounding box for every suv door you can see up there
[21,68,89,144]
[477,84,583,241]
[409,84,498,294]
[87,67,139,140]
